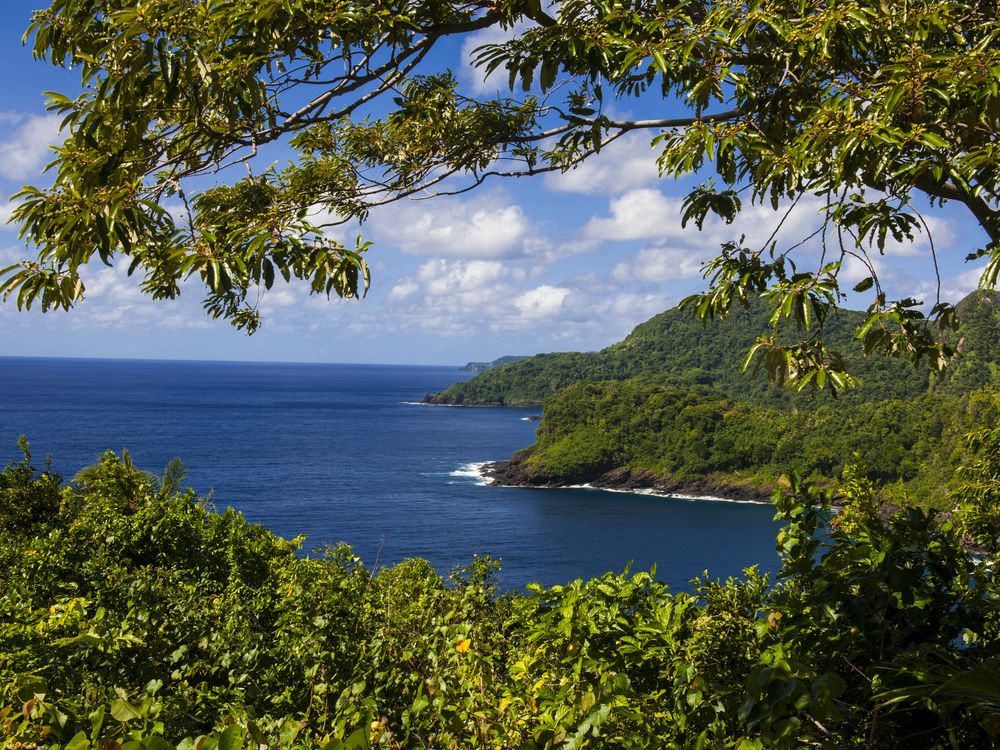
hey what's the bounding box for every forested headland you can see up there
[430,293,1000,505]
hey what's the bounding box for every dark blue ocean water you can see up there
[0,357,782,590]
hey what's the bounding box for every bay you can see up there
[0,356,782,590]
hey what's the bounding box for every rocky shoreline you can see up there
[483,455,776,505]
[422,393,542,407]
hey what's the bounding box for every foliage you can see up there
[949,423,1000,552]
[1,445,997,748]
[3,0,998,377]
[0,436,64,535]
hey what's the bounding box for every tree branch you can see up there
[913,173,1000,245]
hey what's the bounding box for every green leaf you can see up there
[110,698,143,723]
[217,725,244,750]
[343,728,370,750]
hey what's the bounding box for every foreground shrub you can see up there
[1,442,998,748]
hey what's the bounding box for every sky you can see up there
[0,3,991,366]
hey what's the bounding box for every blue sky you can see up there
[0,3,990,365]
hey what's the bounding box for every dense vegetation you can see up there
[429,293,1000,408]
[3,441,1000,749]
[496,378,1000,506]
[432,294,1000,505]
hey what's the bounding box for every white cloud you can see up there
[603,291,675,320]
[585,188,830,248]
[372,191,530,259]
[905,265,986,309]
[514,285,571,318]
[0,198,18,227]
[262,288,298,308]
[611,243,707,284]
[878,213,956,257]
[418,258,515,295]
[382,256,676,347]
[51,260,216,331]
[0,114,62,180]
[839,254,884,286]
[941,265,988,300]
[544,133,662,196]
[521,235,599,262]
[584,188,681,241]
[388,279,419,301]
[386,259,567,335]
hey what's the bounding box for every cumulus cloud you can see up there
[513,285,571,318]
[839,254,885,286]
[939,265,988,301]
[0,198,18,227]
[0,114,62,180]
[584,188,681,241]
[36,261,214,331]
[544,133,662,196]
[388,279,419,301]
[611,243,708,284]
[360,190,592,262]
[584,185,965,276]
[382,256,676,349]
[884,262,987,311]
[585,188,828,248]
[879,213,956,257]
[521,235,599,262]
[375,192,530,258]
[387,259,571,334]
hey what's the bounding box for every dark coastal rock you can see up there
[422,392,503,405]
[423,392,463,405]
[484,456,775,504]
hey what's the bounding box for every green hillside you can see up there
[491,377,1000,506]
[444,293,1000,505]
[429,293,1000,408]
[5,447,999,748]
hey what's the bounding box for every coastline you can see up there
[478,460,775,506]
[421,394,543,408]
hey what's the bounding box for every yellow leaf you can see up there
[455,638,471,653]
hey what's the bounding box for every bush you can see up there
[1,447,998,748]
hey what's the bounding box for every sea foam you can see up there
[449,461,492,486]
[544,482,762,505]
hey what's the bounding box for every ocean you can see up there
[0,357,782,590]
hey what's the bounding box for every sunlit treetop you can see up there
[3,0,999,392]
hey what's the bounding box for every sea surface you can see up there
[0,357,782,590]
